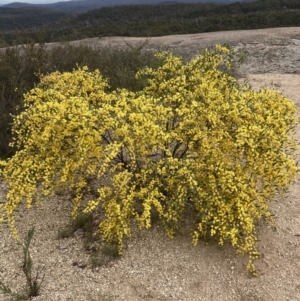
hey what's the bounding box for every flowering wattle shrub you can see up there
[0,46,298,275]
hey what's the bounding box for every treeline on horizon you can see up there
[0,0,300,46]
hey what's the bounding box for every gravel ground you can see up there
[1,28,300,301]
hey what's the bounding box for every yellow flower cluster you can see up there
[0,46,298,275]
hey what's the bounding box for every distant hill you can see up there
[2,2,32,8]
[0,6,67,32]
[3,0,256,14]
[1,0,300,47]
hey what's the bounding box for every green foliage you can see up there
[90,243,120,270]
[0,227,44,300]
[57,212,94,238]
[2,0,300,45]
[0,46,298,275]
[0,41,160,158]
[57,212,97,252]
[0,281,26,301]
[0,43,48,158]
[21,227,45,298]
[0,6,67,34]
[57,212,119,269]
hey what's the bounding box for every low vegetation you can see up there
[0,40,161,158]
[0,45,298,278]
[1,0,299,46]
[0,227,45,300]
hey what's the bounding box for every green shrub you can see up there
[0,45,298,275]
[48,40,162,92]
[0,43,48,158]
[0,40,160,158]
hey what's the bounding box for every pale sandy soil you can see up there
[1,28,300,301]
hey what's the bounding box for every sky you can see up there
[0,0,72,4]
